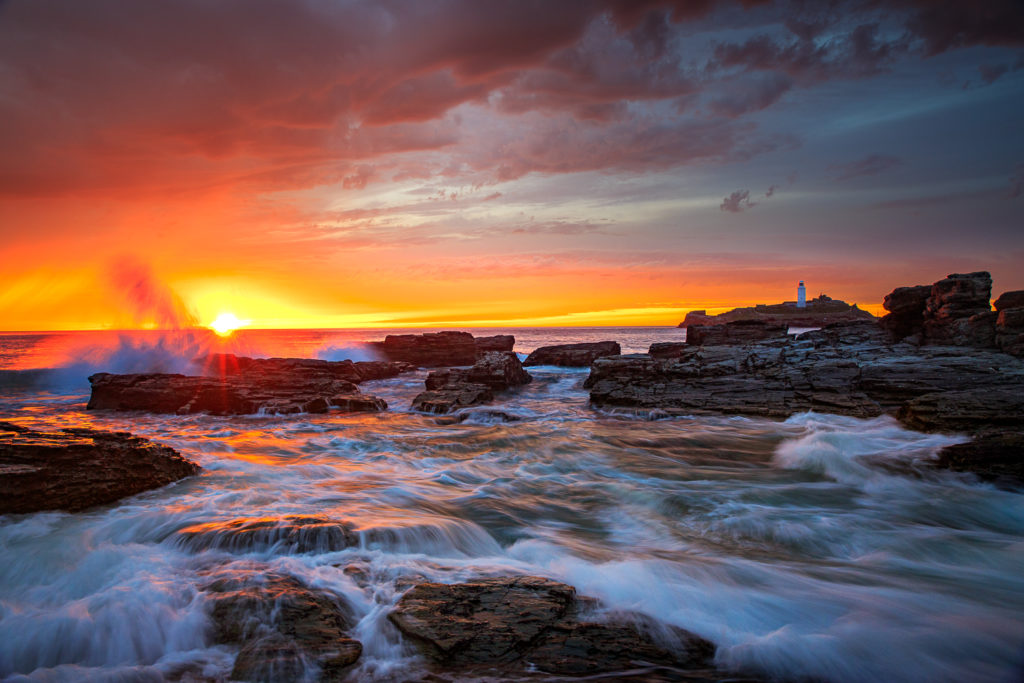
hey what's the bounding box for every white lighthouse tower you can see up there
[797,281,806,308]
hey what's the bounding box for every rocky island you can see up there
[681,291,875,328]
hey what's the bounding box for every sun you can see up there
[208,312,249,337]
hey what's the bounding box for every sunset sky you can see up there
[1,0,1022,330]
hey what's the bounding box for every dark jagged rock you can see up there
[880,284,931,341]
[678,294,875,328]
[87,352,400,415]
[388,576,715,678]
[996,307,1024,357]
[174,515,358,554]
[204,569,361,682]
[0,422,199,514]
[994,290,1024,312]
[935,433,1024,484]
[920,272,994,346]
[586,321,1024,433]
[686,320,789,346]
[412,352,531,414]
[523,341,621,367]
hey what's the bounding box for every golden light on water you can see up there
[208,312,249,336]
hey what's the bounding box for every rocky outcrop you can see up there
[412,351,531,414]
[388,576,716,678]
[648,341,688,359]
[879,272,1017,352]
[880,284,931,342]
[687,320,789,346]
[86,354,412,415]
[204,568,361,682]
[0,422,200,514]
[367,331,516,367]
[523,341,621,366]
[586,320,1024,432]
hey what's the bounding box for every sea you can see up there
[1,328,1023,682]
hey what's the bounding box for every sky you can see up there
[1,0,1022,330]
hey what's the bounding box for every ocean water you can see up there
[1,328,1022,682]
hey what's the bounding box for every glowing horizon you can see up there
[1,1,1021,332]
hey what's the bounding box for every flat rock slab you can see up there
[204,568,361,682]
[388,576,715,678]
[523,341,621,367]
[0,421,200,514]
[587,321,1024,432]
[368,331,514,367]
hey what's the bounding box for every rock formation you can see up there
[0,422,200,514]
[204,568,361,682]
[367,331,515,367]
[174,515,358,554]
[88,354,412,415]
[388,576,717,678]
[523,341,621,366]
[878,272,1024,355]
[412,351,532,413]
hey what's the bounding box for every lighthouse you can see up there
[797,281,806,308]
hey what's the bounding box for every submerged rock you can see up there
[388,576,715,678]
[204,569,361,682]
[523,341,621,367]
[412,351,531,414]
[174,515,358,554]
[0,422,199,514]
[87,353,399,415]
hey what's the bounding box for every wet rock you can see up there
[934,432,1024,485]
[88,368,387,416]
[880,284,931,341]
[204,569,361,682]
[523,341,621,367]
[412,384,494,414]
[0,422,199,514]
[174,515,358,554]
[388,576,714,677]
[412,352,531,414]
[686,320,789,346]
[898,388,1024,433]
